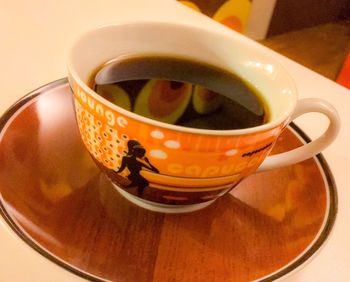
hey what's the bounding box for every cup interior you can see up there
[68,21,297,132]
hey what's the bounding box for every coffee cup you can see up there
[67,21,340,213]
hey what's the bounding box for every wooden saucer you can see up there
[0,79,337,282]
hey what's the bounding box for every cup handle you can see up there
[257,98,340,172]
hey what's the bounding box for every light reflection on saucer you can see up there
[0,79,337,282]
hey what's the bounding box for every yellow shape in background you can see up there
[213,0,252,33]
[178,1,201,12]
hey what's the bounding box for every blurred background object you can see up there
[177,0,350,87]
[336,51,350,89]
[177,0,275,39]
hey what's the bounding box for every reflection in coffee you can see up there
[90,56,269,130]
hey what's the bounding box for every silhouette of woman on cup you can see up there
[116,140,159,196]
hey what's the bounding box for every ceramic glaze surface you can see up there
[0,80,336,282]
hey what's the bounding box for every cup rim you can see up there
[67,20,298,136]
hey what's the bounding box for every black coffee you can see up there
[91,56,269,130]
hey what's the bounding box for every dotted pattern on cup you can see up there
[75,98,129,170]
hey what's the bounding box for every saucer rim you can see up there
[0,78,338,282]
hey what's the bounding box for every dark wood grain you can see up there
[0,84,330,281]
[267,0,350,36]
[262,20,350,80]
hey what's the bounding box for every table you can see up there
[1,1,349,281]
[262,20,350,81]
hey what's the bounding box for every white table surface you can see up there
[1,1,349,281]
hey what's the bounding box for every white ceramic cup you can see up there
[68,21,340,213]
